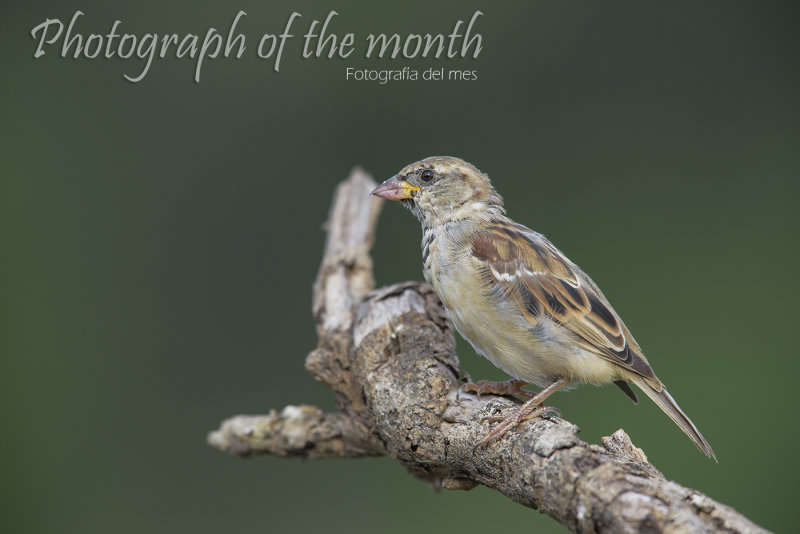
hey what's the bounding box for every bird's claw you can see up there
[461,379,534,400]
[473,404,561,452]
[480,404,560,424]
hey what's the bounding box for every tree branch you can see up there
[208,168,767,534]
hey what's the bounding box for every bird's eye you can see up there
[420,169,435,182]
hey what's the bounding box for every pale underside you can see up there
[424,217,660,391]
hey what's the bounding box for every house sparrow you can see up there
[371,156,716,460]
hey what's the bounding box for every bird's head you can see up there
[371,156,504,227]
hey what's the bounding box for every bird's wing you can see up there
[469,222,658,383]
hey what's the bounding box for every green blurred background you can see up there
[2,1,798,532]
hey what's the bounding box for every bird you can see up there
[371,156,716,460]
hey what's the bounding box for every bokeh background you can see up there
[2,1,798,532]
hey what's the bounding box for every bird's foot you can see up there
[476,404,560,449]
[461,379,534,400]
[473,376,569,451]
[481,404,561,425]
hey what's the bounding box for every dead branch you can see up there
[208,168,768,534]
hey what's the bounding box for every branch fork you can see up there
[208,168,766,534]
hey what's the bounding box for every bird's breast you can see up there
[423,227,619,387]
[421,227,436,284]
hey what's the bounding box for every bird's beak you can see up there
[371,175,419,201]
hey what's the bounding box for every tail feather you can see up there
[631,377,717,462]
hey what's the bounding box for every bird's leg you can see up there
[477,376,569,448]
[462,379,534,399]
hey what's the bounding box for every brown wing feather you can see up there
[470,224,658,383]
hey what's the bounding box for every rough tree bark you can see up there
[208,168,768,534]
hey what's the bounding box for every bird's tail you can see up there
[631,377,717,462]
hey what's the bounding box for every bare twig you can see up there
[208,168,767,534]
[207,406,382,458]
